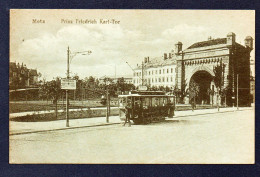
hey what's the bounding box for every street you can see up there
[9,109,254,164]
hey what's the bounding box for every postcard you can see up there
[9,9,255,164]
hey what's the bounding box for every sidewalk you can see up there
[10,107,253,135]
[9,107,118,119]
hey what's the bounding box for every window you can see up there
[167,77,168,82]
[149,71,150,75]
[155,78,157,82]
[171,68,173,73]
[163,69,165,74]
[162,77,164,82]
[159,70,161,74]
[167,69,169,73]
[152,78,154,83]
[171,77,173,82]
[159,78,161,82]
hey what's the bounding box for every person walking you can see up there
[123,100,132,127]
[191,97,196,111]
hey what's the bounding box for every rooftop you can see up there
[136,55,177,70]
[187,38,227,49]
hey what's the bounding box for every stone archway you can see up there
[189,70,213,105]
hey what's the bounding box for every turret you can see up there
[175,42,183,55]
[227,32,236,46]
[244,36,253,50]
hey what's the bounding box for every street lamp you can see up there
[66,46,92,127]
[105,78,111,123]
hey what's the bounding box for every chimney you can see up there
[208,36,212,40]
[164,53,167,60]
[147,57,149,63]
[144,57,147,63]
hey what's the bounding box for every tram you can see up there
[118,90,175,124]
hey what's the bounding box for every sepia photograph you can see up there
[9,9,255,164]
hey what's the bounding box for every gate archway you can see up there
[189,70,213,104]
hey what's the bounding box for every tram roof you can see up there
[118,90,175,97]
[118,95,174,97]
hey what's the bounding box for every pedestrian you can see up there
[191,97,195,111]
[123,100,132,127]
[172,98,175,116]
[167,99,175,118]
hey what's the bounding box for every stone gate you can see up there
[175,32,253,106]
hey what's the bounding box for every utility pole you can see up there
[141,61,144,86]
[66,46,70,127]
[237,74,239,110]
[64,47,91,127]
[181,51,185,103]
[106,83,109,123]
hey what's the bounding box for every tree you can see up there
[213,64,224,110]
[189,79,200,103]
[39,77,62,118]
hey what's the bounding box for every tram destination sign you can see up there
[61,79,76,90]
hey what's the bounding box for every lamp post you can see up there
[66,46,92,127]
[105,78,110,123]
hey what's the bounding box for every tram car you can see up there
[118,90,175,124]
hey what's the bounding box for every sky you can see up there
[10,10,255,81]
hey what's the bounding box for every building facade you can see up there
[175,32,253,106]
[99,75,132,85]
[133,51,177,89]
[9,62,39,90]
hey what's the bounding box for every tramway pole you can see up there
[65,46,92,127]
[66,47,70,127]
[141,61,144,86]
[106,80,110,123]
[237,74,239,110]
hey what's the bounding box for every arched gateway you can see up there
[175,32,253,106]
[189,70,213,105]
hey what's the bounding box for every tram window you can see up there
[163,97,168,106]
[152,97,158,106]
[119,97,127,107]
[143,97,150,107]
[159,97,164,106]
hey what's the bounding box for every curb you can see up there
[10,122,120,136]
[10,108,252,136]
[172,108,252,119]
